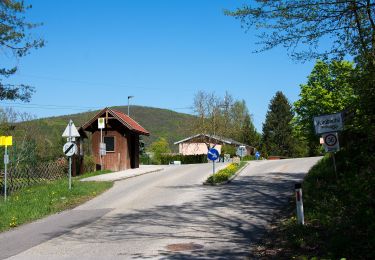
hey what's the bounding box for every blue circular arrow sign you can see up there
[207,148,219,161]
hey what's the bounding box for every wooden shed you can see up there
[82,107,149,171]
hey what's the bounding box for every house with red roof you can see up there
[81,107,149,171]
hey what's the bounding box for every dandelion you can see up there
[9,216,18,228]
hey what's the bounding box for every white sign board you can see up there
[63,142,77,157]
[62,121,80,138]
[236,145,246,158]
[313,112,343,134]
[323,132,340,153]
[98,118,105,129]
[100,142,106,156]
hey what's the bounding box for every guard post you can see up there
[295,183,304,225]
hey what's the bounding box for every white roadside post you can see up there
[62,120,80,190]
[295,183,305,225]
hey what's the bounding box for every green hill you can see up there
[22,106,195,158]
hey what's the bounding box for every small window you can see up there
[104,136,115,152]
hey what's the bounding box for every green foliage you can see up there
[205,162,246,184]
[0,175,112,232]
[147,137,171,164]
[225,1,375,62]
[159,154,207,165]
[262,91,295,157]
[221,144,236,157]
[294,60,357,155]
[82,155,96,173]
[192,91,259,147]
[0,0,44,101]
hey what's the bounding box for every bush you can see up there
[206,162,246,184]
[82,155,96,173]
[160,154,207,165]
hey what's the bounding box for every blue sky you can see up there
[4,0,316,131]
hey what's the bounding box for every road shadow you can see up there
[54,169,306,259]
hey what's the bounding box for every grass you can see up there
[0,170,113,233]
[205,161,247,184]
[251,152,375,259]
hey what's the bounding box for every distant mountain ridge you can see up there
[31,105,195,153]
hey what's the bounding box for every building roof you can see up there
[81,107,150,136]
[174,133,254,148]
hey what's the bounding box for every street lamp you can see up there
[127,95,134,116]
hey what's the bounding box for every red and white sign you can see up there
[322,132,340,152]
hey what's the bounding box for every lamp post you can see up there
[127,95,134,116]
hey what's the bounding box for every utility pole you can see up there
[128,95,134,116]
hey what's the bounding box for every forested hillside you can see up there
[18,106,195,159]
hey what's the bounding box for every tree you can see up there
[294,60,357,155]
[192,91,260,148]
[0,0,44,102]
[226,0,375,146]
[262,91,295,157]
[242,113,260,147]
[147,137,171,164]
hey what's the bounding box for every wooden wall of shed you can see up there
[92,130,130,171]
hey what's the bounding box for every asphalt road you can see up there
[1,157,321,259]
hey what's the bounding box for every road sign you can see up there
[323,132,340,152]
[255,151,260,160]
[63,142,77,157]
[313,112,343,134]
[0,136,12,146]
[100,142,106,156]
[98,117,105,129]
[236,145,246,158]
[62,120,80,139]
[207,148,219,161]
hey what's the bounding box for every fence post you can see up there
[295,183,305,225]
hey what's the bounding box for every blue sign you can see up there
[255,151,260,160]
[207,148,219,161]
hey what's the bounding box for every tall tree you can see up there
[294,60,357,155]
[226,0,375,147]
[241,113,260,146]
[262,91,294,157]
[0,0,44,102]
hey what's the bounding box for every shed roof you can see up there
[82,107,150,136]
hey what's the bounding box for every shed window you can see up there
[104,136,115,152]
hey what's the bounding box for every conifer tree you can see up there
[262,91,294,157]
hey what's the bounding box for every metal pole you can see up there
[69,120,72,190]
[295,183,304,225]
[4,145,8,201]
[100,128,103,171]
[332,152,338,180]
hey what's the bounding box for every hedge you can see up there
[160,154,207,165]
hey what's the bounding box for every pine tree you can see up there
[241,113,260,147]
[262,91,294,157]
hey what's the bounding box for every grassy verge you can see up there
[0,170,113,233]
[251,153,374,259]
[205,161,247,184]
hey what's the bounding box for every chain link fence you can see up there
[0,159,68,195]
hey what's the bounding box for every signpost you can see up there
[313,112,343,180]
[207,148,219,176]
[62,120,80,190]
[98,117,105,170]
[255,151,260,160]
[1,136,12,201]
[313,112,343,134]
[236,145,246,158]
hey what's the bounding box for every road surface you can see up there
[0,157,321,259]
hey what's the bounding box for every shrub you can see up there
[160,154,207,165]
[82,155,96,173]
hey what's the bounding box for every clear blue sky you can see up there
[5,0,316,131]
